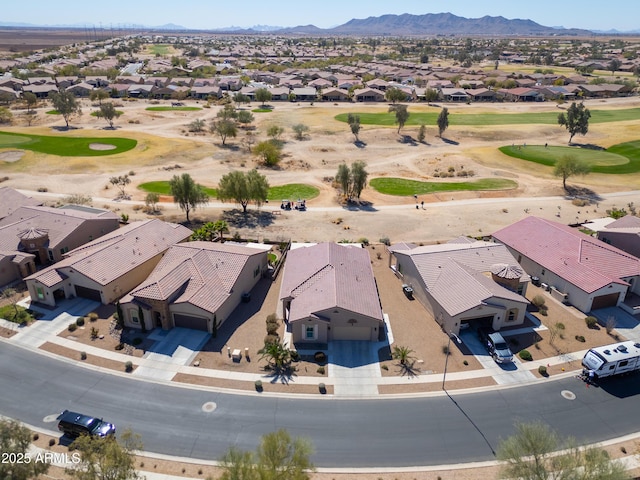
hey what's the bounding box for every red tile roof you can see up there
[493,217,640,293]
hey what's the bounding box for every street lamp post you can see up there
[442,331,462,390]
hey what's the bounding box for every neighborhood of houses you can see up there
[1,34,639,106]
[2,186,640,348]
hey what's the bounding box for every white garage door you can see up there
[332,326,371,341]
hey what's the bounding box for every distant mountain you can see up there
[280,12,592,36]
[153,23,187,30]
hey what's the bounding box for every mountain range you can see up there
[0,13,607,36]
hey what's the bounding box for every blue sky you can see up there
[4,0,639,32]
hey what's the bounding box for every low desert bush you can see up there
[519,349,533,361]
[585,316,598,329]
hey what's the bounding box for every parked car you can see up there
[57,410,115,438]
[402,284,414,299]
[478,328,513,364]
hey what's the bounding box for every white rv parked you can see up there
[582,341,640,379]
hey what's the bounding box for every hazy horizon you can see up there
[2,0,639,33]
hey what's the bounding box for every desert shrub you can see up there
[314,351,327,362]
[80,351,87,360]
[264,334,279,345]
[33,433,39,441]
[381,364,389,370]
[572,198,590,207]
[68,323,77,332]
[318,382,326,393]
[125,361,133,372]
[538,365,548,376]
[575,335,586,342]
[463,360,469,366]
[88,312,99,322]
[531,295,546,308]
[358,237,369,246]
[49,438,55,447]
[379,236,390,246]
[255,379,263,391]
[266,314,279,335]
[76,317,85,326]
[37,187,48,192]
[290,350,300,362]
[317,366,325,374]
[519,349,533,361]
[555,322,565,330]
[115,343,124,350]
[90,327,99,339]
[585,316,598,329]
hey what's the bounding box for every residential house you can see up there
[25,219,192,307]
[321,88,350,102]
[440,88,470,102]
[0,205,119,266]
[291,87,317,101]
[597,215,640,259]
[120,241,270,332]
[66,82,94,97]
[279,243,384,344]
[353,87,385,102]
[389,239,529,335]
[492,216,640,313]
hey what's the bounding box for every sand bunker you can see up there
[89,143,117,151]
[0,150,25,162]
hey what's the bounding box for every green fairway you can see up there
[0,131,137,156]
[252,108,273,113]
[369,177,518,196]
[148,44,171,55]
[139,181,318,201]
[266,184,319,201]
[145,106,202,112]
[335,107,640,127]
[500,140,640,174]
[90,110,124,117]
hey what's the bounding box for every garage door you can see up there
[74,285,102,302]
[591,293,619,310]
[173,313,208,331]
[332,326,371,341]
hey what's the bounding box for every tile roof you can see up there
[0,205,117,251]
[27,220,192,287]
[279,243,383,323]
[130,241,266,314]
[393,240,528,317]
[0,188,42,220]
[431,261,526,316]
[492,216,640,293]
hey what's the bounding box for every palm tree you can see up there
[212,220,229,241]
[258,341,291,371]
[392,345,416,365]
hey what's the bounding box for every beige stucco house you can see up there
[390,238,530,335]
[25,219,192,307]
[120,242,270,333]
[279,243,384,344]
[0,204,119,287]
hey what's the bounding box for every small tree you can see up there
[217,169,269,213]
[96,102,122,128]
[253,140,282,166]
[553,154,590,191]
[68,429,143,480]
[336,163,351,198]
[0,419,50,480]
[389,104,409,134]
[188,118,206,132]
[608,58,622,76]
[210,118,237,146]
[89,89,109,105]
[236,109,254,126]
[23,91,37,113]
[212,219,229,241]
[144,192,159,213]
[557,101,591,143]
[49,90,81,128]
[417,124,426,143]
[350,160,368,199]
[169,173,209,222]
[255,87,272,106]
[258,341,292,371]
[385,87,406,104]
[437,107,449,137]
[347,113,361,142]
[109,174,131,198]
[497,421,630,480]
[292,123,310,140]
[267,125,284,142]
[425,88,439,104]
